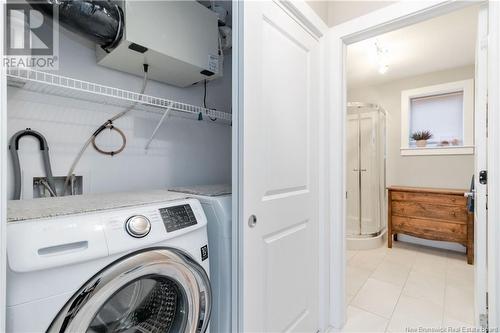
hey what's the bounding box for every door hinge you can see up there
[481,35,489,50]
[480,313,488,330]
[486,98,489,136]
[480,170,488,185]
[480,292,489,330]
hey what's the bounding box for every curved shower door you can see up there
[347,103,386,237]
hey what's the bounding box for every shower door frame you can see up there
[346,103,386,238]
[328,0,500,330]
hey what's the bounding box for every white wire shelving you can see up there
[6,67,232,123]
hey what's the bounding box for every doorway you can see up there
[329,1,500,331]
[344,7,478,330]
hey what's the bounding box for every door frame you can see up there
[232,0,329,332]
[328,1,500,329]
[474,3,488,326]
[486,1,500,329]
[231,0,243,331]
[0,0,8,331]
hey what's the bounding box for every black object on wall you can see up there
[9,128,57,200]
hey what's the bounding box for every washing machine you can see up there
[6,190,212,333]
[170,184,231,333]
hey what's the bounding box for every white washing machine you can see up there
[7,190,212,333]
[170,184,231,333]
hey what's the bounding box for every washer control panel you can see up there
[159,204,198,232]
[125,215,151,238]
[102,199,206,256]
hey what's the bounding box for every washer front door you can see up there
[48,248,211,333]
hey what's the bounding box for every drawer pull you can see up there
[38,241,88,256]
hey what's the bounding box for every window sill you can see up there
[400,146,474,156]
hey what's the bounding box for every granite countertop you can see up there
[169,184,231,197]
[8,190,188,223]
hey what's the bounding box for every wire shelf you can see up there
[6,67,232,123]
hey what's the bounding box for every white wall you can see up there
[305,1,394,27]
[327,1,394,26]
[305,1,329,24]
[348,65,475,190]
[7,28,232,200]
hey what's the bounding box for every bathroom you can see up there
[343,5,479,331]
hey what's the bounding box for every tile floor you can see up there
[340,241,475,332]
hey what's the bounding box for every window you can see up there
[401,79,474,155]
[410,92,464,147]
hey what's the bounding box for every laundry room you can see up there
[4,1,233,332]
[3,0,500,332]
[7,1,232,198]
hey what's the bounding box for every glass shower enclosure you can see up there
[347,102,387,238]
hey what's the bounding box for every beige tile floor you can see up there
[340,241,475,332]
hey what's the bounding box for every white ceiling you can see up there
[347,5,479,88]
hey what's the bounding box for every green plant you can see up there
[411,130,433,141]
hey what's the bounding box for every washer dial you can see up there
[125,215,151,238]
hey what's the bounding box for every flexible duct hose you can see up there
[9,129,57,200]
[29,0,123,51]
[63,65,149,194]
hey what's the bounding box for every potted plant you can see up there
[411,130,433,147]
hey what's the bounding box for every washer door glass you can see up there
[48,248,211,333]
[87,276,187,333]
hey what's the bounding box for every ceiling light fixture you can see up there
[375,41,389,74]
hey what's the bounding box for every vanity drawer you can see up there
[391,191,466,206]
[392,201,468,223]
[392,216,467,243]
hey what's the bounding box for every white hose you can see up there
[63,68,149,193]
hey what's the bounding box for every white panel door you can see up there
[242,1,321,332]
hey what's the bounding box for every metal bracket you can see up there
[144,102,173,150]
